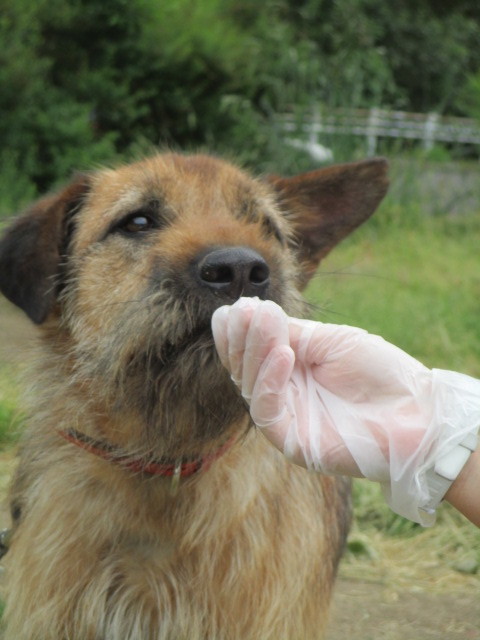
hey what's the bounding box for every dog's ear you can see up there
[0,176,90,324]
[268,158,389,287]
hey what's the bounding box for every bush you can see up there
[1,0,479,213]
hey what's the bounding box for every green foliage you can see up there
[263,0,480,113]
[0,0,479,212]
[362,1,480,113]
[0,0,119,197]
[456,71,480,120]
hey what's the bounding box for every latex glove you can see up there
[212,297,480,525]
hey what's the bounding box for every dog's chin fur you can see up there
[53,306,249,458]
[128,334,251,457]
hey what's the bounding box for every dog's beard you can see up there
[66,290,251,456]
[127,328,249,454]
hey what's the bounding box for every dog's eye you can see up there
[113,212,158,235]
[121,215,154,233]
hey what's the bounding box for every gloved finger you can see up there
[287,319,428,399]
[251,346,367,475]
[287,318,367,365]
[249,344,295,428]
[211,305,231,369]
[242,300,290,401]
[226,297,262,385]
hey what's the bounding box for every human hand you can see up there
[212,297,432,478]
[212,298,480,524]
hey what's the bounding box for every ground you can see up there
[0,298,479,640]
[327,576,479,639]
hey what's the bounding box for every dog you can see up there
[0,152,388,639]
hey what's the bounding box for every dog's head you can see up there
[0,154,388,457]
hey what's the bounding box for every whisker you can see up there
[314,264,398,284]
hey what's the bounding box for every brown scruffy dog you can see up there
[0,153,388,640]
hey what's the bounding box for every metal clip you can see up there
[170,459,182,496]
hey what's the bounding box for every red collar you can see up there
[58,428,235,481]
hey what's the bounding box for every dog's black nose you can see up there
[195,247,270,300]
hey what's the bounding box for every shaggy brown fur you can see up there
[0,153,388,640]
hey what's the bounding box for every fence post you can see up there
[309,108,321,147]
[423,113,439,151]
[367,108,379,156]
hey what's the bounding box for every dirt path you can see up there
[327,576,479,640]
[1,299,479,639]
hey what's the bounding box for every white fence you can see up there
[279,108,480,157]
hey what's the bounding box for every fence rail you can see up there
[279,108,480,156]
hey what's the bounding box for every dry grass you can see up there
[343,481,479,595]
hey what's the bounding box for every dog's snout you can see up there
[196,247,270,299]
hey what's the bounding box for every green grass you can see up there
[306,212,480,378]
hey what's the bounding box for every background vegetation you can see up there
[1,0,480,214]
[0,0,479,607]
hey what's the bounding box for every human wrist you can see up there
[445,446,480,527]
[419,370,480,522]
[382,369,480,526]
[419,429,478,521]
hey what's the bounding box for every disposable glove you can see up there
[212,297,480,525]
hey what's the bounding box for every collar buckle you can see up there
[170,458,183,495]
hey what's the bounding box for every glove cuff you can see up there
[419,429,479,525]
